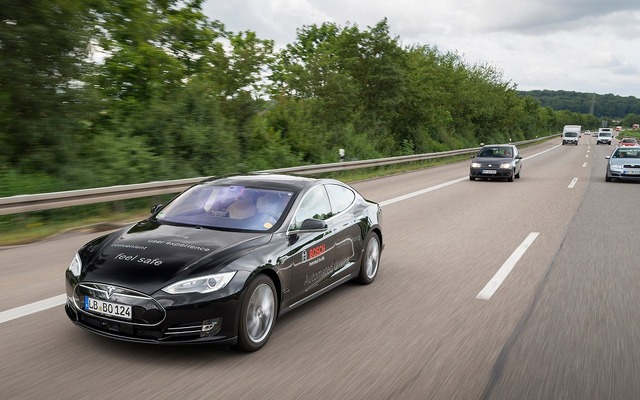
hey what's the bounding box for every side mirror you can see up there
[150,204,163,215]
[289,218,328,235]
[605,156,611,159]
[299,218,327,231]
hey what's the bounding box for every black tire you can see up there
[507,171,514,182]
[469,176,476,181]
[235,275,277,352]
[515,170,520,179]
[605,174,612,182]
[355,233,381,285]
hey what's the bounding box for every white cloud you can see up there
[202,0,640,96]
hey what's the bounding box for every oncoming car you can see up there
[618,137,638,147]
[65,174,383,351]
[605,146,640,182]
[469,144,522,182]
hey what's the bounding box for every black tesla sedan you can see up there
[65,174,383,351]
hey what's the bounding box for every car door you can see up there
[288,185,336,304]
[512,146,522,175]
[324,184,362,276]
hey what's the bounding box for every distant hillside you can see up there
[518,90,640,119]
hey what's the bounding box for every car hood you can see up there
[79,220,272,294]
[609,158,640,167]
[472,157,513,165]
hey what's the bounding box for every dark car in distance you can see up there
[65,174,383,351]
[469,144,522,182]
[605,146,640,182]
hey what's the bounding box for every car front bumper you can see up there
[470,167,514,179]
[65,279,242,345]
[607,169,640,181]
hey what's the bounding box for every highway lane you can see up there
[484,137,640,399]
[2,137,638,399]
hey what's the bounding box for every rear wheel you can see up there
[236,275,277,352]
[355,233,381,285]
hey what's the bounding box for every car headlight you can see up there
[471,162,481,168]
[499,163,512,169]
[610,164,623,170]
[162,271,237,294]
[68,253,82,277]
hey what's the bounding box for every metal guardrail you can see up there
[0,135,557,215]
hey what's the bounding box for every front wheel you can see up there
[236,275,277,352]
[355,233,381,285]
[507,171,514,182]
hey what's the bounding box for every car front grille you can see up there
[73,283,166,325]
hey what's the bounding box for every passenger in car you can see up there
[256,193,287,217]
[227,194,257,219]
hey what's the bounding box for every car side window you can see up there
[289,186,332,230]
[325,184,355,215]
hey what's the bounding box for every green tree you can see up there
[0,0,95,173]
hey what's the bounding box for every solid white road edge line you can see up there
[476,232,540,300]
[0,294,66,324]
[1,145,560,325]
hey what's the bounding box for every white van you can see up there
[597,128,613,145]
[562,125,581,145]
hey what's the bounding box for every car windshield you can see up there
[156,184,294,231]
[613,150,640,159]
[600,132,612,137]
[478,147,513,158]
[564,132,578,137]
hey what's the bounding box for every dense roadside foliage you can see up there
[520,90,640,120]
[1,0,610,198]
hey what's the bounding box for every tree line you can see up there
[0,0,603,197]
[520,90,640,123]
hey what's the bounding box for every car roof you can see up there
[200,174,316,191]
[480,144,517,150]
[197,173,353,192]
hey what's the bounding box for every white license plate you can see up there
[84,296,132,320]
[482,170,497,174]
[624,171,640,175]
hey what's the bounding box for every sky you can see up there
[202,0,640,98]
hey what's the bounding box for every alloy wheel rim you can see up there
[246,283,275,343]
[365,238,380,279]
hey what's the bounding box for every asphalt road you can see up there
[2,136,639,400]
